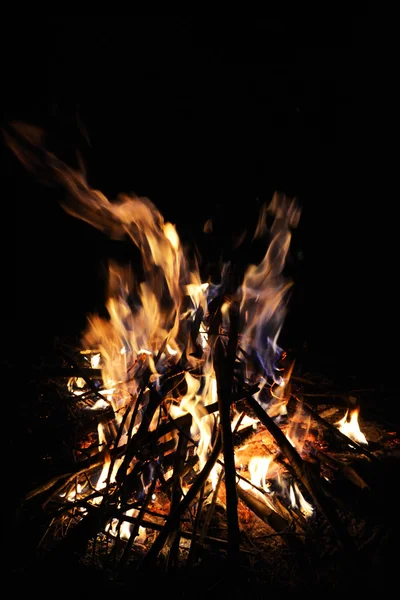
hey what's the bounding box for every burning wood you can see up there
[6,122,400,586]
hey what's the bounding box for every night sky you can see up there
[3,15,389,385]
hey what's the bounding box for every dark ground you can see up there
[3,13,398,595]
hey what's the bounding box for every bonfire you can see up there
[7,122,400,592]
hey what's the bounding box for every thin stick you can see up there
[25,447,109,501]
[199,465,225,544]
[166,424,191,569]
[102,395,136,495]
[112,512,261,551]
[185,483,206,568]
[213,302,241,559]
[138,429,222,569]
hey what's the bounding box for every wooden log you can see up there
[236,485,290,532]
[291,395,381,463]
[313,448,370,490]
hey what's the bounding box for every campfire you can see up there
[7,122,400,591]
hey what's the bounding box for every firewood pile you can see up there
[11,342,400,595]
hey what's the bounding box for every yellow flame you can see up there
[91,353,101,368]
[169,369,217,474]
[294,482,314,517]
[67,377,86,395]
[289,482,314,517]
[248,455,273,491]
[209,463,222,490]
[238,455,278,513]
[336,408,368,445]
[105,508,147,542]
[186,279,209,315]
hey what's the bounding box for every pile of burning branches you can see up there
[8,122,400,586]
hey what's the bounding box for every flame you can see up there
[209,463,223,490]
[289,482,314,517]
[238,455,278,513]
[60,481,87,504]
[231,412,258,432]
[336,408,368,445]
[239,193,301,384]
[169,369,217,473]
[248,455,274,491]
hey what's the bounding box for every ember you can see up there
[7,122,400,593]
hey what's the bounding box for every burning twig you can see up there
[244,395,357,551]
[291,396,381,463]
[139,430,222,568]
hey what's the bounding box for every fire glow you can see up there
[6,122,371,566]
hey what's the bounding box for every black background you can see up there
[2,14,391,386]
